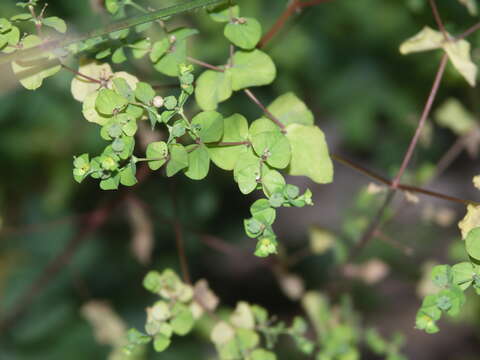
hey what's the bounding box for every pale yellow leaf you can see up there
[458,0,478,15]
[458,204,480,240]
[473,175,480,190]
[278,273,305,300]
[309,226,335,255]
[71,59,112,102]
[399,26,443,55]
[230,302,255,329]
[210,321,235,345]
[443,39,477,86]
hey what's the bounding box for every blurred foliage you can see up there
[2,0,480,359]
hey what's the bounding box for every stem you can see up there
[243,89,286,133]
[457,22,480,40]
[0,0,227,66]
[429,0,448,40]
[391,53,448,188]
[258,0,333,49]
[187,56,224,72]
[61,63,102,84]
[211,141,251,146]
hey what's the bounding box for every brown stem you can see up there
[61,63,103,84]
[428,0,448,40]
[391,53,448,188]
[258,0,334,49]
[243,89,286,133]
[456,22,480,40]
[187,56,224,72]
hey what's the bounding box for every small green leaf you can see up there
[267,92,314,127]
[164,96,177,110]
[135,82,156,105]
[120,164,137,186]
[286,124,333,184]
[466,227,480,261]
[130,38,151,59]
[96,89,128,115]
[244,218,265,238]
[195,70,232,111]
[184,144,210,180]
[262,169,286,196]
[105,0,120,14]
[234,150,261,194]
[112,47,127,63]
[224,17,262,50]
[208,114,249,170]
[251,131,291,169]
[236,328,260,351]
[166,144,188,177]
[191,111,224,143]
[146,141,168,171]
[255,236,278,257]
[208,4,240,22]
[150,38,169,63]
[42,16,67,33]
[171,304,195,336]
[230,50,276,90]
[127,328,151,345]
[250,199,276,225]
[100,173,120,190]
[250,348,277,360]
[153,333,171,352]
[431,265,452,288]
[452,262,475,290]
[143,271,162,293]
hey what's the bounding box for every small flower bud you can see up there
[153,96,164,108]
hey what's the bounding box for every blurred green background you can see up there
[1,0,480,359]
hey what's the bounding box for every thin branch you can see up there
[332,153,479,205]
[391,53,448,188]
[243,89,286,133]
[61,63,103,84]
[258,0,333,49]
[456,22,480,40]
[187,56,224,72]
[428,0,448,39]
[347,189,396,263]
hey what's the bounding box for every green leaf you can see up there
[236,328,259,352]
[250,349,277,360]
[244,218,265,238]
[82,92,112,125]
[250,199,276,225]
[267,92,314,127]
[224,17,262,50]
[254,236,278,257]
[135,82,156,105]
[251,131,291,169]
[230,50,276,90]
[466,227,480,261]
[105,0,120,14]
[191,111,224,143]
[171,304,195,336]
[146,141,168,170]
[208,4,240,22]
[249,117,280,136]
[112,47,127,63]
[127,328,152,345]
[286,124,333,184]
[42,16,67,33]
[73,154,90,183]
[234,150,261,194]
[452,262,475,290]
[120,164,137,186]
[195,70,233,111]
[184,145,210,180]
[208,114,249,170]
[262,169,286,196]
[153,333,171,352]
[166,144,188,177]
[96,89,128,115]
[143,271,162,293]
[431,265,452,288]
[150,38,170,63]
[154,28,198,77]
[130,38,151,59]
[100,173,120,190]
[11,35,61,90]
